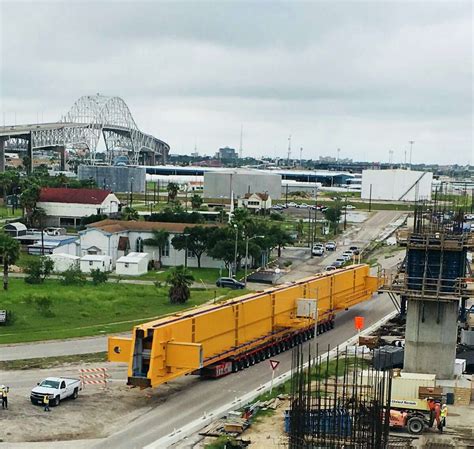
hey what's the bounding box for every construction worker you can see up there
[1,386,8,410]
[427,397,436,427]
[440,404,448,429]
[434,400,442,432]
[43,394,50,412]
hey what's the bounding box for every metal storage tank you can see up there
[203,169,281,200]
[78,165,146,193]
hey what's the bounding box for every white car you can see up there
[287,202,297,207]
[325,241,337,251]
[30,377,81,406]
[344,204,356,210]
[312,246,325,256]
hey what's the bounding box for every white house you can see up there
[237,192,272,212]
[36,187,120,227]
[80,254,112,273]
[48,253,80,273]
[79,219,222,269]
[116,252,149,276]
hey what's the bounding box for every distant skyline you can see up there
[1,1,472,165]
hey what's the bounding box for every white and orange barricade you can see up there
[79,367,109,389]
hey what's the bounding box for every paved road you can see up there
[88,294,395,449]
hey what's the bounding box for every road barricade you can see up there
[79,367,109,388]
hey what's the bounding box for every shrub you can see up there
[270,212,284,221]
[60,265,87,286]
[24,256,54,284]
[90,268,108,285]
[31,295,55,318]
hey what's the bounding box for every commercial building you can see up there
[78,165,146,193]
[204,169,281,200]
[37,187,120,227]
[216,147,238,160]
[361,169,433,202]
[79,219,222,268]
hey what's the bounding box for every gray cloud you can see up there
[1,0,472,164]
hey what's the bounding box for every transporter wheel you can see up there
[238,360,245,371]
[330,320,335,329]
[249,355,255,366]
[407,417,425,435]
[244,358,250,368]
[232,362,239,372]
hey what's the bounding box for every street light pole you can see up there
[232,225,238,278]
[184,233,189,268]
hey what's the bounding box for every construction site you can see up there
[191,199,474,449]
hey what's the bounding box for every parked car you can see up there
[332,260,344,268]
[349,245,360,255]
[216,277,245,289]
[312,246,325,256]
[325,265,337,271]
[342,251,354,260]
[30,377,81,406]
[287,202,297,207]
[325,241,337,251]
[344,204,356,210]
[298,203,309,208]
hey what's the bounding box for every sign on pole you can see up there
[269,359,280,394]
[354,316,365,331]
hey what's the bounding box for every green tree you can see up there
[324,205,342,234]
[0,233,20,290]
[269,226,294,257]
[166,265,194,304]
[30,207,47,229]
[144,229,170,264]
[24,256,54,284]
[167,182,179,203]
[208,227,246,270]
[171,226,215,268]
[121,206,139,221]
[20,184,41,226]
[191,194,203,210]
[60,265,87,285]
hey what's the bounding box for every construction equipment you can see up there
[108,264,382,389]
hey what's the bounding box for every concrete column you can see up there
[0,137,6,173]
[404,300,458,379]
[58,146,66,171]
[27,134,33,174]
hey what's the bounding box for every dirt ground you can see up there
[0,362,160,443]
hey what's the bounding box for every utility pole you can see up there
[239,125,243,159]
[299,147,303,167]
[287,135,292,165]
[408,140,415,169]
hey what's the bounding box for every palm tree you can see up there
[20,184,40,226]
[121,206,139,221]
[0,233,20,290]
[166,265,194,304]
[167,182,179,203]
[144,229,170,264]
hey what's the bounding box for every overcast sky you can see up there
[1,1,472,164]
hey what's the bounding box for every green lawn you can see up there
[117,267,246,284]
[0,279,245,344]
[0,204,22,220]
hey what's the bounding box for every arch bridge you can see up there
[0,94,169,172]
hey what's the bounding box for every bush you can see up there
[29,294,55,318]
[270,212,284,221]
[24,256,54,284]
[60,265,87,286]
[90,268,108,285]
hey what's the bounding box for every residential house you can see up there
[237,192,272,213]
[79,219,222,268]
[36,187,120,227]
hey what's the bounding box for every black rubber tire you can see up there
[54,396,60,407]
[72,388,78,400]
[407,417,424,435]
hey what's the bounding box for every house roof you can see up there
[4,222,27,231]
[243,192,269,201]
[117,252,149,263]
[86,219,218,234]
[38,187,113,205]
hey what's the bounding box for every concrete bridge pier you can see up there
[58,145,66,171]
[0,137,6,173]
[404,300,458,379]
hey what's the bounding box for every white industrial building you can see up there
[116,252,149,276]
[80,254,112,273]
[37,187,120,227]
[361,169,433,202]
[48,253,80,273]
[204,169,281,200]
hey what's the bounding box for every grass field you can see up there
[0,279,245,344]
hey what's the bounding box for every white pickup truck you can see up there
[30,377,81,406]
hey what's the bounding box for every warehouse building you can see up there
[361,169,433,202]
[78,165,146,193]
[204,169,281,200]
